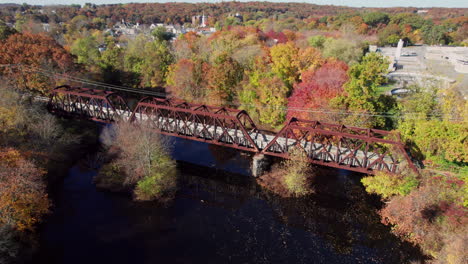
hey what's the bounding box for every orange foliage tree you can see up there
[0,148,50,231]
[0,32,75,94]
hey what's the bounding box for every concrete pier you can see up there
[252,154,270,177]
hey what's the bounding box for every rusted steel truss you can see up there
[130,97,260,152]
[47,86,417,175]
[47,85,131,123]
[262,118,417,174]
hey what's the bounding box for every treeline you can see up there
[1,2,467,46]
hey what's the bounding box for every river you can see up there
[31,137,423,264]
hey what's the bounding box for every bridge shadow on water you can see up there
[31,136,426,264]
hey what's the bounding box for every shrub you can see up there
[379,170,468,259]
[282,148,314,197]
[134,170,177,201]
[361,171,419,199]
[436,229,468,264]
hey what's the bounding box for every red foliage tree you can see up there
[265,30,288,44]
[287,59,348,120]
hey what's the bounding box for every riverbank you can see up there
[361,166,467,263]
[0,117,100,264]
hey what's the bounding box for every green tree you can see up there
[71,35,101,66]
[0,21,16,40]
[151,27,175,42]
[390,13,429,30]
[124,35,173,88]
[66,15,89,35]
[140,40,173,88]
[240,55,288,127]
[99,41,124,84]
[421,24,450,45]
[363,12,389,27]
[255,74,289,126]
[124,34,147,76]
[331,52,391,127]
[378,24,402,46]
[397,86,467,163]
[91,17,106,30]
[307,35,327,49]
[361,171,419,199]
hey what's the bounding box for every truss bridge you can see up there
[48,85,418,175]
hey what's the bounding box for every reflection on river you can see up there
[33,138,422,264]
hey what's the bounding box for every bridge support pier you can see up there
[252,154,270,177]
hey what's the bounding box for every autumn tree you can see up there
[166,59,210,102]
[206,53,243,104]
[288,59,348,121]
[378,24,402,46]
[270,41,299,89]
[0,149,50,231]
[294,47,324,75]
[282,148,314,197]
[239,55,288,127]
[0,32,75,94]
[172,32,211,62]
[0,81,25,134]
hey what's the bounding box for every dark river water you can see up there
[32,137,423,264]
